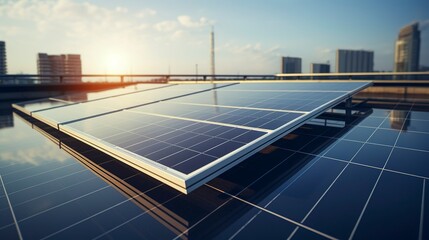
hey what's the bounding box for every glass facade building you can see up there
[37,53,82,82]
[311,63,330,73]
[281,57,302,73]
[394,22,420,72]
[0,41,6,75]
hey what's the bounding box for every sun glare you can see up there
[104,53,128,74]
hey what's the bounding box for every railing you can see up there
[276,71,429,81]
[0,74,276,84]
[0,72,428,84]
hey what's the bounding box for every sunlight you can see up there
[104,53,128,74]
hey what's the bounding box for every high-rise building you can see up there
[336,49,374,73]
[394,22,420,72]
[0,41,6,75]
[37,53,82,82]
[311,63,330,73]
[281,57,302,73]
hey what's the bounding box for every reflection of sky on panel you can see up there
[33,84,227,125]
[170,90,346,111]
[16,100,69,112]
[0,115,70,166]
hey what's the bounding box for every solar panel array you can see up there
[13,81,371,193]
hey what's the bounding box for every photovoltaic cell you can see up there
[14,81,371,193]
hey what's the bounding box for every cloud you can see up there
[154,20,178,32]
[0,0,217,73]
[218,42,283,74]
[0,0,140,36]
[0,142,70,165]
[115,6,128,14]
[0,25,21,36]
[320,48,334,54]
[177,15,212,28]
[136,8,157,18]
[154,15,213,37]
[225,42,282,61]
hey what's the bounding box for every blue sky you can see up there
[1,0,428,74]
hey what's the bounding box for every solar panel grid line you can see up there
[294,125,423,151]
[286,128,382,239]
[125,110,272,133]
[147,101,307,130]
[205,184,338,240]
[86,111,257,149]
[28,83,238,130]
[0,175,24,240]
[169,90,338,110]
[33,144,173,240]
[213,154,329,238]
[178,147,321,239]
[218,89,353,93]
[11,98,64,115]
[323,151,425,180]
[126,102,280,131]
[4,162,79,185]
[185,113,315,185]
[17,84,177,115]
[7,169,90,196]
[47,97,74,104]
[17,185,112,224]
[419,179,426,240]
[167,101,309,114]
[12,175,99,208]
[348,102,412,239]
[220,91,342,112]
[12,86,155,116]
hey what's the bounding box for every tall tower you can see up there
[394,22,420,72]
[0,41,6,75]
[210,26,215,80]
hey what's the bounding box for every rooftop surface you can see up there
[0,82,428,239]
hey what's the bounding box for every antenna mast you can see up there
[210,26,215,81]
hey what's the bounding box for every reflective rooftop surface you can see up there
[1,84,429,240]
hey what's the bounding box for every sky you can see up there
[1,0,429,74]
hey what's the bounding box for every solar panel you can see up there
[13,81,371,193]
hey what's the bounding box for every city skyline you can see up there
[1,0,429,74]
